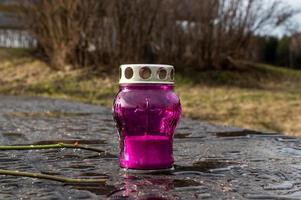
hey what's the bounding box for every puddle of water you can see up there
[108,176,175,200]
[276,137,299,142]
[194,193,212,199]
[174,133,190,139]
[288,191,301,199]
[62,154,81,159]
[227,150,241,154]
[0,158,20,162]
[78,172,108,179]
[216,130,279,138]
[109,174,208,199]
[1,132,28,141]
[67,182,116,196]
[83,153,117,159]
[174,159,238,173]
[40,171,62,176]
[174,185,207,192]
[246,191,301,200]
[68,164,96,169]
[264,181,295,190]
[33,139,106,145]
[174,180,208,196]
[173,170,225,177]
[281,148,301,156]
[4,112,93,119]
[291,164,301,170]
[216,131,249,137]
[209,166,236,173]
[172,179,202,188]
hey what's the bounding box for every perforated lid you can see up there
[119,64,175,84]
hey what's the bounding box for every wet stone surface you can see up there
[1,96,301,199]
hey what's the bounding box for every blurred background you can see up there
[0,0,300,135]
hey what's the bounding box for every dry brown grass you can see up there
[178,85,301,135]
[1,49,301,136]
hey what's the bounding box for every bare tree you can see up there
[172,0,296,70]
[15,0,297,71]
[17,0,103,70]
[290,33,301,68]
[109,0,162,64]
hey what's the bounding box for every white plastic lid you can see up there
[119,64,175,84]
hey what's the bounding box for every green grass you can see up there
[0,48,301,136]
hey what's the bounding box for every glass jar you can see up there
[113,64,181,170]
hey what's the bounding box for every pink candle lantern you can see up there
[113,64,181,170]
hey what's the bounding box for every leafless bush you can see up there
[17,0,101,70]
[16,0,296,71]
[110,0,163,64]
[165,0,295,70]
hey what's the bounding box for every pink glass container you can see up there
[113,64,181,170]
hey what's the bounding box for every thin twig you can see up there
[0,143,104,153]
[0,169,107,184]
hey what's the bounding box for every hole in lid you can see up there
[125,67,134,79]
[139,67,151,80]
[170,69,175,81]
[158,68,167,80]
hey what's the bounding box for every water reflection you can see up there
[109,173,175,200]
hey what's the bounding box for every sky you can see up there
[288,0,301,22]
[273,0,301,36]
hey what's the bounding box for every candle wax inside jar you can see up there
[121,135,173,169]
